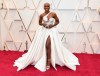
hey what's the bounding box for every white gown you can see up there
[13,12,80,72]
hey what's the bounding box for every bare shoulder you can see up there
[51,12,58,18]
[39,13,45,17]
[51,12,57,15]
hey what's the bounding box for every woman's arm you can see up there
[53,13,59,26]
[49,12,59,28]
[39,14,46,27]
[39,14,43,25]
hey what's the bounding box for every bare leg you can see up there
[46,36,51,69]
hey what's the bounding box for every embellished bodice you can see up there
[42,12,55,26]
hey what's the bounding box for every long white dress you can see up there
[13,12,80,72]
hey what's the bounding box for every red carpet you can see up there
[0,51,100,76]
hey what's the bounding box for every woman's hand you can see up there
[42,24,51,29]
[45,24,55,29]
[42,23,47,27]
[48,24,54,29]
[43,24,55,29]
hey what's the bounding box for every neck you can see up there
[45,11,50,14]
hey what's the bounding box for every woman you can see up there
[13,3,80,72]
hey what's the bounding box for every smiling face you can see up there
[44,3,50,12]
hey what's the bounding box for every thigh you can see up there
[46,36,51,47]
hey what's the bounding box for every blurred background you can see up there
[0,0,100,54]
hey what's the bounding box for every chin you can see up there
[45,9,49,11]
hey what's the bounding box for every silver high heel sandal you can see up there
[46,59,51,70]
[46,66,50,70]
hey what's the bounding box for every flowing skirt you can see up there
[13,26,80,72]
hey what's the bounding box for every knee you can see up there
[46,43,49,49]
[46,42,51,49]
